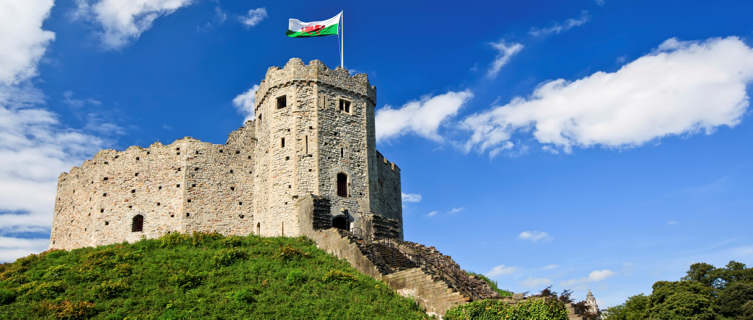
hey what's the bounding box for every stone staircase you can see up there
[304,228,498,317]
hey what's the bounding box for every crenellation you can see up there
[52,58,402,249]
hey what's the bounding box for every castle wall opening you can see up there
[132,215,143,232]
[332,215,349,231]
[337,173,348,197]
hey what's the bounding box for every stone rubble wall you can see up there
[51,140,189,250]
[51,58,403,250]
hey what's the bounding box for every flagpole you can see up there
[340,12,344,68]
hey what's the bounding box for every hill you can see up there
[0,233,428,319]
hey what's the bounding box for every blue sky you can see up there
[1,0,753,308]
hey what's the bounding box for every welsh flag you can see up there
[286,12,341,38]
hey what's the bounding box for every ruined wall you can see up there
[51,58,404,249]
[51,141,187,250]
[183,124,256,235]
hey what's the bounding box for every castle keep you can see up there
[50,58,402,250]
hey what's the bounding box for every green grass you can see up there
[0,232,428,320]
[467,272,513,297]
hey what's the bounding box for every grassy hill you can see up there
[0,233,428,319]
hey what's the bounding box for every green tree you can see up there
[717,281,753,318]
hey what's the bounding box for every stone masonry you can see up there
[50,58,402,250]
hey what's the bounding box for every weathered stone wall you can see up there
[51,140,188,250]
[183,125,256,235]
[375,151,403,237]
[51,58,403,249]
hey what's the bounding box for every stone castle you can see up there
[50,58,403,250]
[49,59,599,318]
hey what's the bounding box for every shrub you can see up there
[322,270,357,283]
[41,300,97,320]
[0,288,16,305]
[221,236,245,247]
[468,272,513,297]
[445,298,569,320]
[212,248,248,267]
[42,265,69,280]
[191,232,223,246]
[172,270,206,291]
[278,245,310,261]
[227,288,259,304]
[93,279,129,298]
[19,280,65,301]
[160,232,190,248]
[285,269,307,285]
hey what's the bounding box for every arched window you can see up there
[256,222,261,235]
[132,215,144,232]
[337,173,348,197]
[332,215,349,231]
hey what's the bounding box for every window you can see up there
[132,215,144,232]
[281,137,285,148]
[305,136,308,154]
[277,95,287,109]
[337,173,348,197]
[339,99,351,113]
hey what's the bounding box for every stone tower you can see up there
[49,58,403,250]
[250,58,401,238]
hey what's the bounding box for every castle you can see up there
[50,58,403,250]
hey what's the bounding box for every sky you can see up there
[1,0,753,308]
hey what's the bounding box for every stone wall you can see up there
[51,58,403,249]
[51,140,188,250]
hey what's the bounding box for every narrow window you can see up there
[257,222,261,235]
[337,173,348,197]
[132,215,144,232]
[276,95,287,109]
[305,136,308,154]
[340,147,344,158]
[281,137,285,148]
[339,99,351,113]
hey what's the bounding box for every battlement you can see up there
[376,151,400,173]
[254,58,376,113]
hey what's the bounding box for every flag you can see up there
[287,12,341,38]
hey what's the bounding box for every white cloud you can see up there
[401,192,422,203]
[449,207,464,214]
[0,0,55,86]
[487,40,523,79]
[239,8,267,28]
[0,1,107,262]
[562,269,616,287]
[74,0,195,49]
[542,264,559,270]
[486,264,517,277]
[232,84,259,122]
[0,237,50,263]
[426,210,439,217]
[518,230,552,242]
[529,11,590,37]
[376,90,473,142]
[522,277,552,288]
[63,90,102,108]
[588,269,615,282]
[667,220,679,225]
[463,37,753,155]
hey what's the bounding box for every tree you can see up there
[717,281,753,318]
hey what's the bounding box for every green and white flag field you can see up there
[286,12,342,38]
